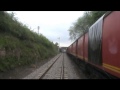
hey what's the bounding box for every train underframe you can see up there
[67,53,118,79]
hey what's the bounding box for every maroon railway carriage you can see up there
[77,36,84,60]
[67,11,120,78]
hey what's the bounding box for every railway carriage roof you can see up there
[103,11,112,18]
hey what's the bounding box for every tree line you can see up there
[68,11,107,41]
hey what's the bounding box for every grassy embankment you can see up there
[0,11,58,72]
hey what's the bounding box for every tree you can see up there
[68,11,107,41]
[90,11,107,22]
[55,42,59,47]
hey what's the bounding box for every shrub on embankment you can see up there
[0,11,58,72]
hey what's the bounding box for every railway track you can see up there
[23,53,67,79]
[23,53,85,79]
[60,53,64,79]
[39,53,65,79]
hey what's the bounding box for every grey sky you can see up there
[7,11,84,47]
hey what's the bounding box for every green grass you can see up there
[0,11,58,72]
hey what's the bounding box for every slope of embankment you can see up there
[0,11,58,72]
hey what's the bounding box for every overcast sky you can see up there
[7,11,84,47]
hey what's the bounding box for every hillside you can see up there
[0,11,58,72]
